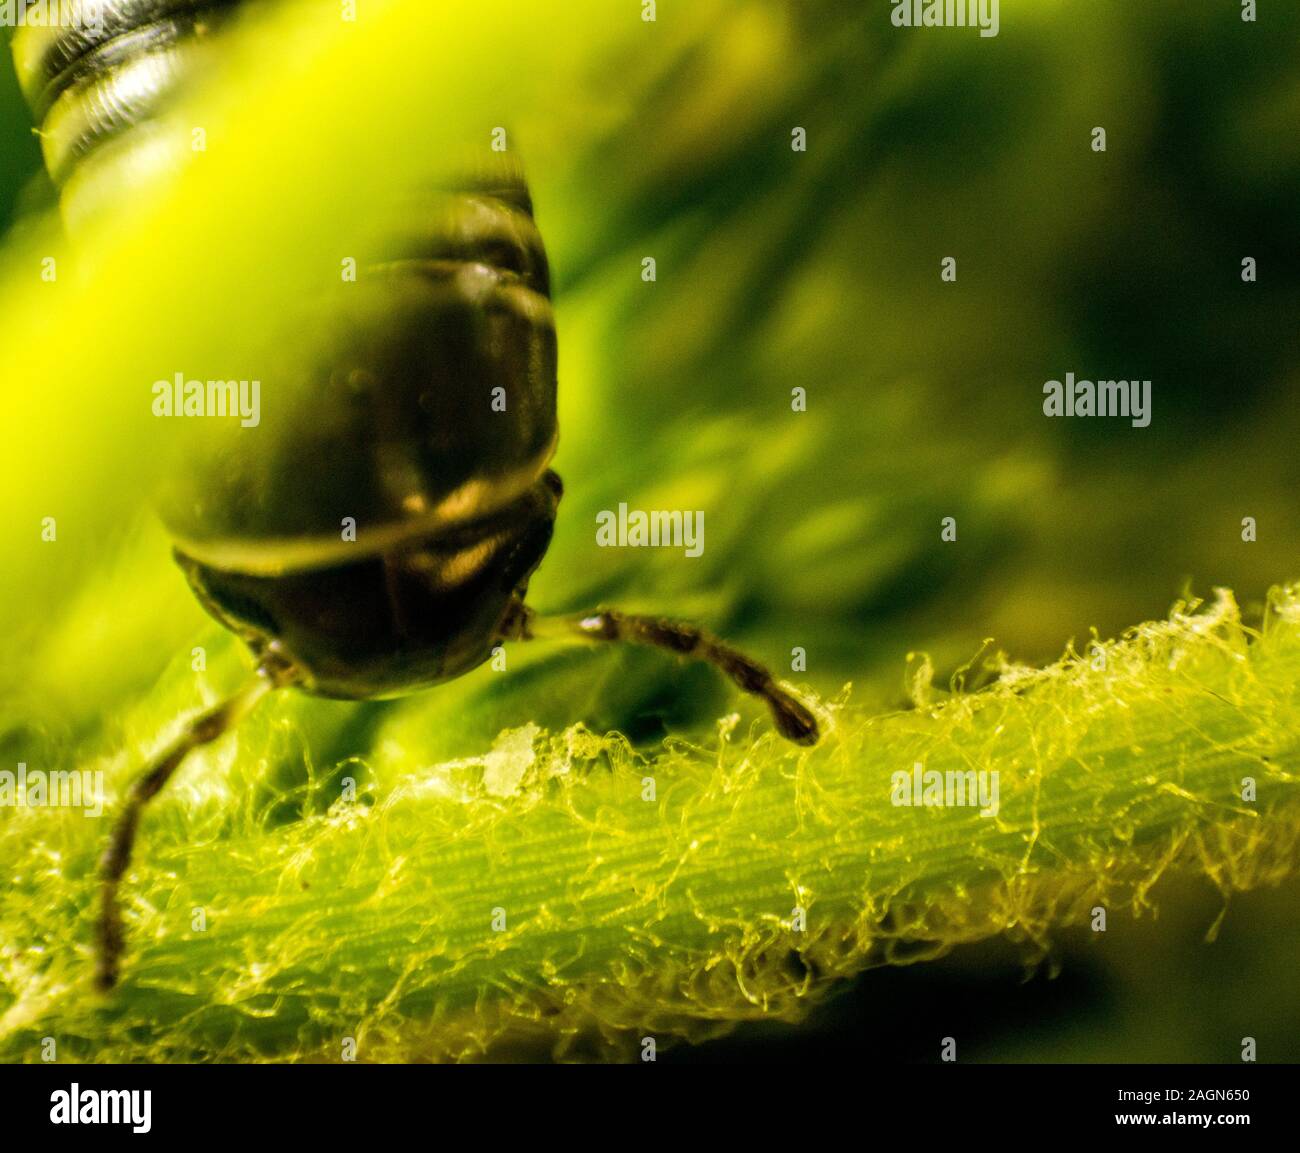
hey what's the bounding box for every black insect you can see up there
[12,0,819,991]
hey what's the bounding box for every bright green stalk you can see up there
[2,586,1297,1061]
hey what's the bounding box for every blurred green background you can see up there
[1,0,1297,1061]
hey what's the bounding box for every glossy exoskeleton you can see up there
[12,0,819,991]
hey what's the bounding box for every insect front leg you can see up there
[503,603,820,746]
[95,658,292,991]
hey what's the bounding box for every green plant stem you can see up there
[2,587,1299,1061]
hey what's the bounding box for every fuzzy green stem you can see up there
[2,587,1299,1061]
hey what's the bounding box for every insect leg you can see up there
[507,605,820,746]
[95,662,288,991]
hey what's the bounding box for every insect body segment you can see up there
[160,185,561,575]
[14,0,244,230]
[12,0,819,992]
[174,470,564,698]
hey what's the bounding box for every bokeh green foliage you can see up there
[1,0,1298,1061]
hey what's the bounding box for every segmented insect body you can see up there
[164,172,564,698]
[16,1,563,696]
[13,0,243,231]
[12,0,818,991]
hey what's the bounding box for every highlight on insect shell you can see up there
[0,0,1297,1107]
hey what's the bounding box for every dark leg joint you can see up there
[93,672,277,992]
[533,607,820,746]
[576,611,623,643]
[636,618,702,656]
